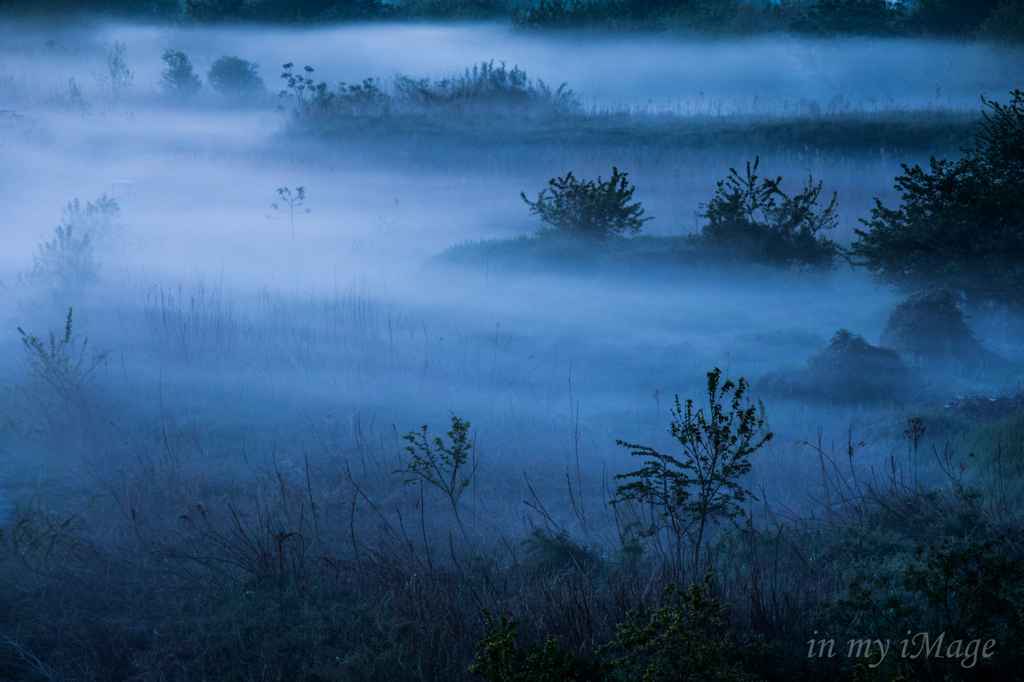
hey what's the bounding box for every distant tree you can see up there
[161,49,202,101]
[208,56,265,100]
[852,90,1024,308]
[521,167,652,240]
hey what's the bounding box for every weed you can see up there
[269,186,310,248]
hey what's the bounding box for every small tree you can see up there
[521,167,652,240]
[695,157,839,269]
[396,414,476,539]
[161,49,202,100]
[613,368,772,577]
[852,90,1024,307]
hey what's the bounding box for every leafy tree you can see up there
[695,158,839,268]
[852,90,1024,307]
[521,167,652,240]
[208,56,265,100]
[161,49,202,100]
[613,368,772,576]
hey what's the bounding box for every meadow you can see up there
[0,22,1023,680]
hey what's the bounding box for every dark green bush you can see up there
[881,289,986,363]
[852,90,1024,308]
[522,167,652,241]
[208,56,265,100]
[693,158,840,269]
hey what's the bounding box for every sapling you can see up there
[395,414,477,540]
[269,186,310,248]
[613,368,772,578]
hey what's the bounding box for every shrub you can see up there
[852,90,1024,307]
[160,49,202,100]
[761,329,913,404]
[18,225,98,306]
[393,60,578,115]
[208,56,265,100]
[694,158,840,269]
[880,289,986,363]
[521,167,652,241]
[613,368,772,575]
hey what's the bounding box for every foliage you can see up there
[2,308,108,437]
[470,611,602,682]
[470,576,758,682]
[61,194,120,247]
[806,329,910,402]
[99,41,133,101]
[160,49,202,100]
[17,195,119,306]
[788,0,905,36]
[279,63,388,118]
[18,225,98,306]
[394,60,579,114]
[613,368,772,574]
[694,157,840,269]
[977,0,1024,41]
[909,0,999,37]
[760,329,913,403]
[396,414,477,535]
[852,90,1024,307]
[837,534,1024,680]
[880,289,985,363]
[602,575,760,682]
[522,167,652,241]
[208,56,265,100]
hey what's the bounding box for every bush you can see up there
[880,289,986,363]
[693,158,840,269]
[208,56,265,100]
[160,49,201,100]
[852,90,1024,308]
[521,167,652,241]
[761,329,913,404]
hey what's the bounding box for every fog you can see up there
[1,20,1023,676]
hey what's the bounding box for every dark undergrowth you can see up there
[1,310,1023,680]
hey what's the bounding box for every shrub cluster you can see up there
[853,90,1024,308]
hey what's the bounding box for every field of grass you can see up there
[1,29,1023,681]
